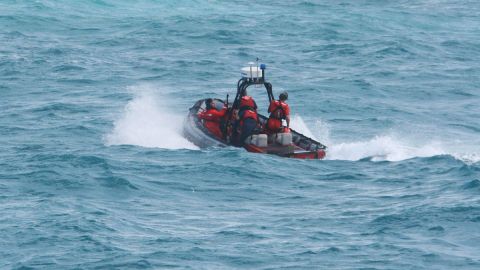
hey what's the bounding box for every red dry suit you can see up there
[266,100,290,132]
[198,107,226,139]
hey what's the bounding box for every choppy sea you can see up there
[1,0,480,269]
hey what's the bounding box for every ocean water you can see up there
[1,0,480,269]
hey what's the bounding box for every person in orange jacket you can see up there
[239,93,257,113]
[198,98,226,139]
[266,91,290,133]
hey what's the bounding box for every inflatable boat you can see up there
[183,63,327,159]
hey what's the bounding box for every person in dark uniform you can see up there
[233,90,259,146]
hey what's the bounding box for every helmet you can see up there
[279,91,288,101]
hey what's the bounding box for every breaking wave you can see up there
[291,115,480,164]
[105,85,198,150]
[327,135,446,162]
[105,98,479,164]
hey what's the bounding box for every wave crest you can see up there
[105,85,198,150]
[291,115,479,163]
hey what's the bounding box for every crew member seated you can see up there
[266,91,290,133]
[234,90,259,146]
[198,98,226,139]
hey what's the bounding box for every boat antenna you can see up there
[255,57,262,87]
[247,61,255,82]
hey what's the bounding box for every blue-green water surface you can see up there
[1,1,480,269]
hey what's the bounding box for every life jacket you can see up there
[269,100,287,120]
[266,100,289,133]
[239,109,258,127]
[242,109,258,121]
[239,96,256,112]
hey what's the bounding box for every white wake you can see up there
[105,92,479,164]
[105,86,198,150]
[290,115,479,163]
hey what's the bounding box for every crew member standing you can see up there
[234,89,258,146]
[266,91,290,133]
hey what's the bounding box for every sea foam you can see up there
[105,85,198,150]
[291,115,479,163]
